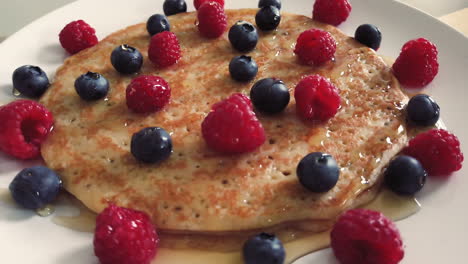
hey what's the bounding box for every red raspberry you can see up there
[294,74,340,121]
[392,38,439,88]
[59,20,98,54]
[404,129,463,176]
[0,100,53,160]
[294,29,336,66]
[313,0,352,26]
[331,209,404,264]
[126,75,171,114]
[194,0,224,10]
[148,31,182,68]
[94,204,159,264]
[197,1,227,38]
[202,93,266,153]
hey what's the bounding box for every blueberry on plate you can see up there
[110,44,143,74]
[228,21,259,52]
[12,65,50,98]
[255,6,281,31]
[354,24,382,50]
[297,152,340,193]
[385,155,427,195]
[250,78,289,114]
[147,14,171,36]
[74,72,109,101]
[243,233,285,264]
[131,127,173,163]
[406,94,440,126]
[163,0,187,16]
[229,55,258,82]
[9,166,62,210]
[258,0,282,10]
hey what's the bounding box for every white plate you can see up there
[0,0,467,263]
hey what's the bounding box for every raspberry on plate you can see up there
[148,31,182,68]
[197,1,227,38]
[59,20,98,54]
[331,209,404,264]
[404,129,463,176]
[392,38,439,88]
[201,93,266,153]
[94,204,159,264]
[294,29,336,66]
[194,0,224,10]
[0,100,54,159]
[313,0,352,26]
[126,75,171,113]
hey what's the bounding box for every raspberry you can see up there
[126,75,171,114]
[201,93,266,153]
[0,100,53,160]
[194,0,224,10]
[294,74,340,121]
[331,209,404,264]
[197,1,227,38]
[59,20,98,54]
[404,129,463,176]
[392,38,439,88]
[294,29,336,66]
[94,204,159,264]
[313,0,352,26]
[148,31,182,68]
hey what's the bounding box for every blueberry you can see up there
[9,166,62,210]
[131,127,172,163]
[74,72,109,101]
[12,65,50,98]
[250,78,289,114]
[354,24,382,50]
[406,94,440,126]
[385,155,427,195]
[255,6,281,31]
[146,14,171,36]
[243,233,285,264]
[111,44,143,74]
[229,55,258,82]
[258,0,281,10]
[228,21,259,52]
[163,0,187,16]
[297,152,340,193]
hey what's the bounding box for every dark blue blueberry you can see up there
[229,55,258,82]
[385,155,427,195]
[258,0,281,10]
[255,6,281,31]
[243,233,285,264]
[110,44,143,74]
[354,24,382,50]
[9,166,62,210]
[406,94,440,126]
[297,152,340,193]
[147,14,171,36]
[163,0,187,16]
[228,21,259,52]
[74,72,109,101]
[250,78,289,114]
[12,65,50,98]
[131,127,173,163]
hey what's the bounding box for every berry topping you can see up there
[385,155,427,195]
[404,129,463,176]
[392,38,439,88]
[354,24,382,50]
[243,233,285,264]
[163,0,187,16]
[110,44,143,74]
[228,21,259,52]
[202,93,266,153]
[294,29,336,66]
[12,65,50,98]
[74,72,109,101]
[197,1,227,38]
[297,152,339,192]
[94,204,159,264]
[258,0,282,10]
[331,209,404,264]
[146,14,171,36]
[0,100,53,160]
[194,0,224,10]
[406,94,440,126]
[313,0,352,26]
[229,55,258,82]
[126,75,171,114]
[255,6,281,31]
[59,20,98,54]
[250,78,290,114]
[294,74,340,122]
[131,127,173,163]
[148,31,182,68]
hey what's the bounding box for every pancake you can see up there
[40,9,408,233]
